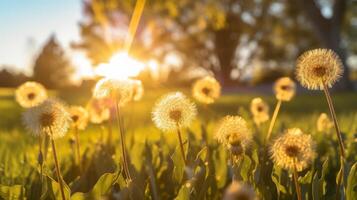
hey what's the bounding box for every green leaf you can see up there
[49,176,71,200]
[239,154,252,182]
[299,170,313,184]
[0,184,25,200]
[71,172,119,200]
[175,185,190,200]
[312,158,328,200]
[171,146,185,183]
[271,166,287,194]
[346,162,357,200]
[213,147,227,188]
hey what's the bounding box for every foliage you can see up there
[75,0,356,85]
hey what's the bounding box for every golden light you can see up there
[95,52,145,79]
[147,59,159,80]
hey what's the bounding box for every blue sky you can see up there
[0,0,82,74]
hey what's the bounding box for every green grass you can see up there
[0,87,356,199]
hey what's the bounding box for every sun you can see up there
[95,52,145,79]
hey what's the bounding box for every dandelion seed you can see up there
[152,92,197,132]
[274,77,296,102]
[296,48,343,90]
[266,77,295,141]
[23,99,69,200]
[270,128,316,172]
[93,78,134,106]
[192,76,221,104]
[69,106,89,130]
[223,181,256,200]
[296,49,345,197]
[23,99,71,139]
[86,98,110,124]
[15,81,47,108]
[94,78,136,182]
[250,98,269,126]
[152,92,197,165]
[215,116,252,156]
[317,113,333,132]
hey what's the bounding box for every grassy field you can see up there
[0,87,356,199]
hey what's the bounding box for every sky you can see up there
[0,0,82,75]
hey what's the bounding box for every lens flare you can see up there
[95,52,145,79]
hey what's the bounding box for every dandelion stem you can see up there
[49,128,66,200]
[74,127,82,173]
[322,84,345,199]
[293,161,302,200]
[114,99,132,182]
[266,100,282,141]
[176,125,187,165]
[38,134,44,186]
[322,84,345,158]
[107,114,113,146]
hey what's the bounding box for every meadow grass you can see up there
[0,87,356,199]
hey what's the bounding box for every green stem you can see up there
[322,84,345,199]
[107,114,113,146]
[49,128,66,200]
[38,134,44,186]
[114,99,132,182]
[176,125,187,166]
[74,127,82,173]
[293,161,302,200]
[322,84,345,158]
[266,100,282,142]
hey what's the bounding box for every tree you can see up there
[33,35,74,89]
[75,0,355,88]
[0,67,29,87]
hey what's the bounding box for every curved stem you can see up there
[114,100,132,182]
[322,84,345,158]
[266,100,282,142]
[176,125,187,166]
[74,127,82,173]
[293,161,302,200]
[49,128,66,200]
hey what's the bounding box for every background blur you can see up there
[0,0,356,91]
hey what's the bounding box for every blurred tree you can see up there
[33,35,74,89]
[75,0,356,88]
[0,68,29,87]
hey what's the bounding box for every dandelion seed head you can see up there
[23,99,71,139]
[192,76,221,104]
[274,77,296,101]
[93,78,133,106]
[270,128,316,171]
[15,81,47,108]
[223,181,256,200]
[317,113,333,132]
[69,106,89,130]
[296,49,343,90]
[215,116,252,155]
[86,98,110,124]
[250,98,269,125]
[152,92,197,132]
